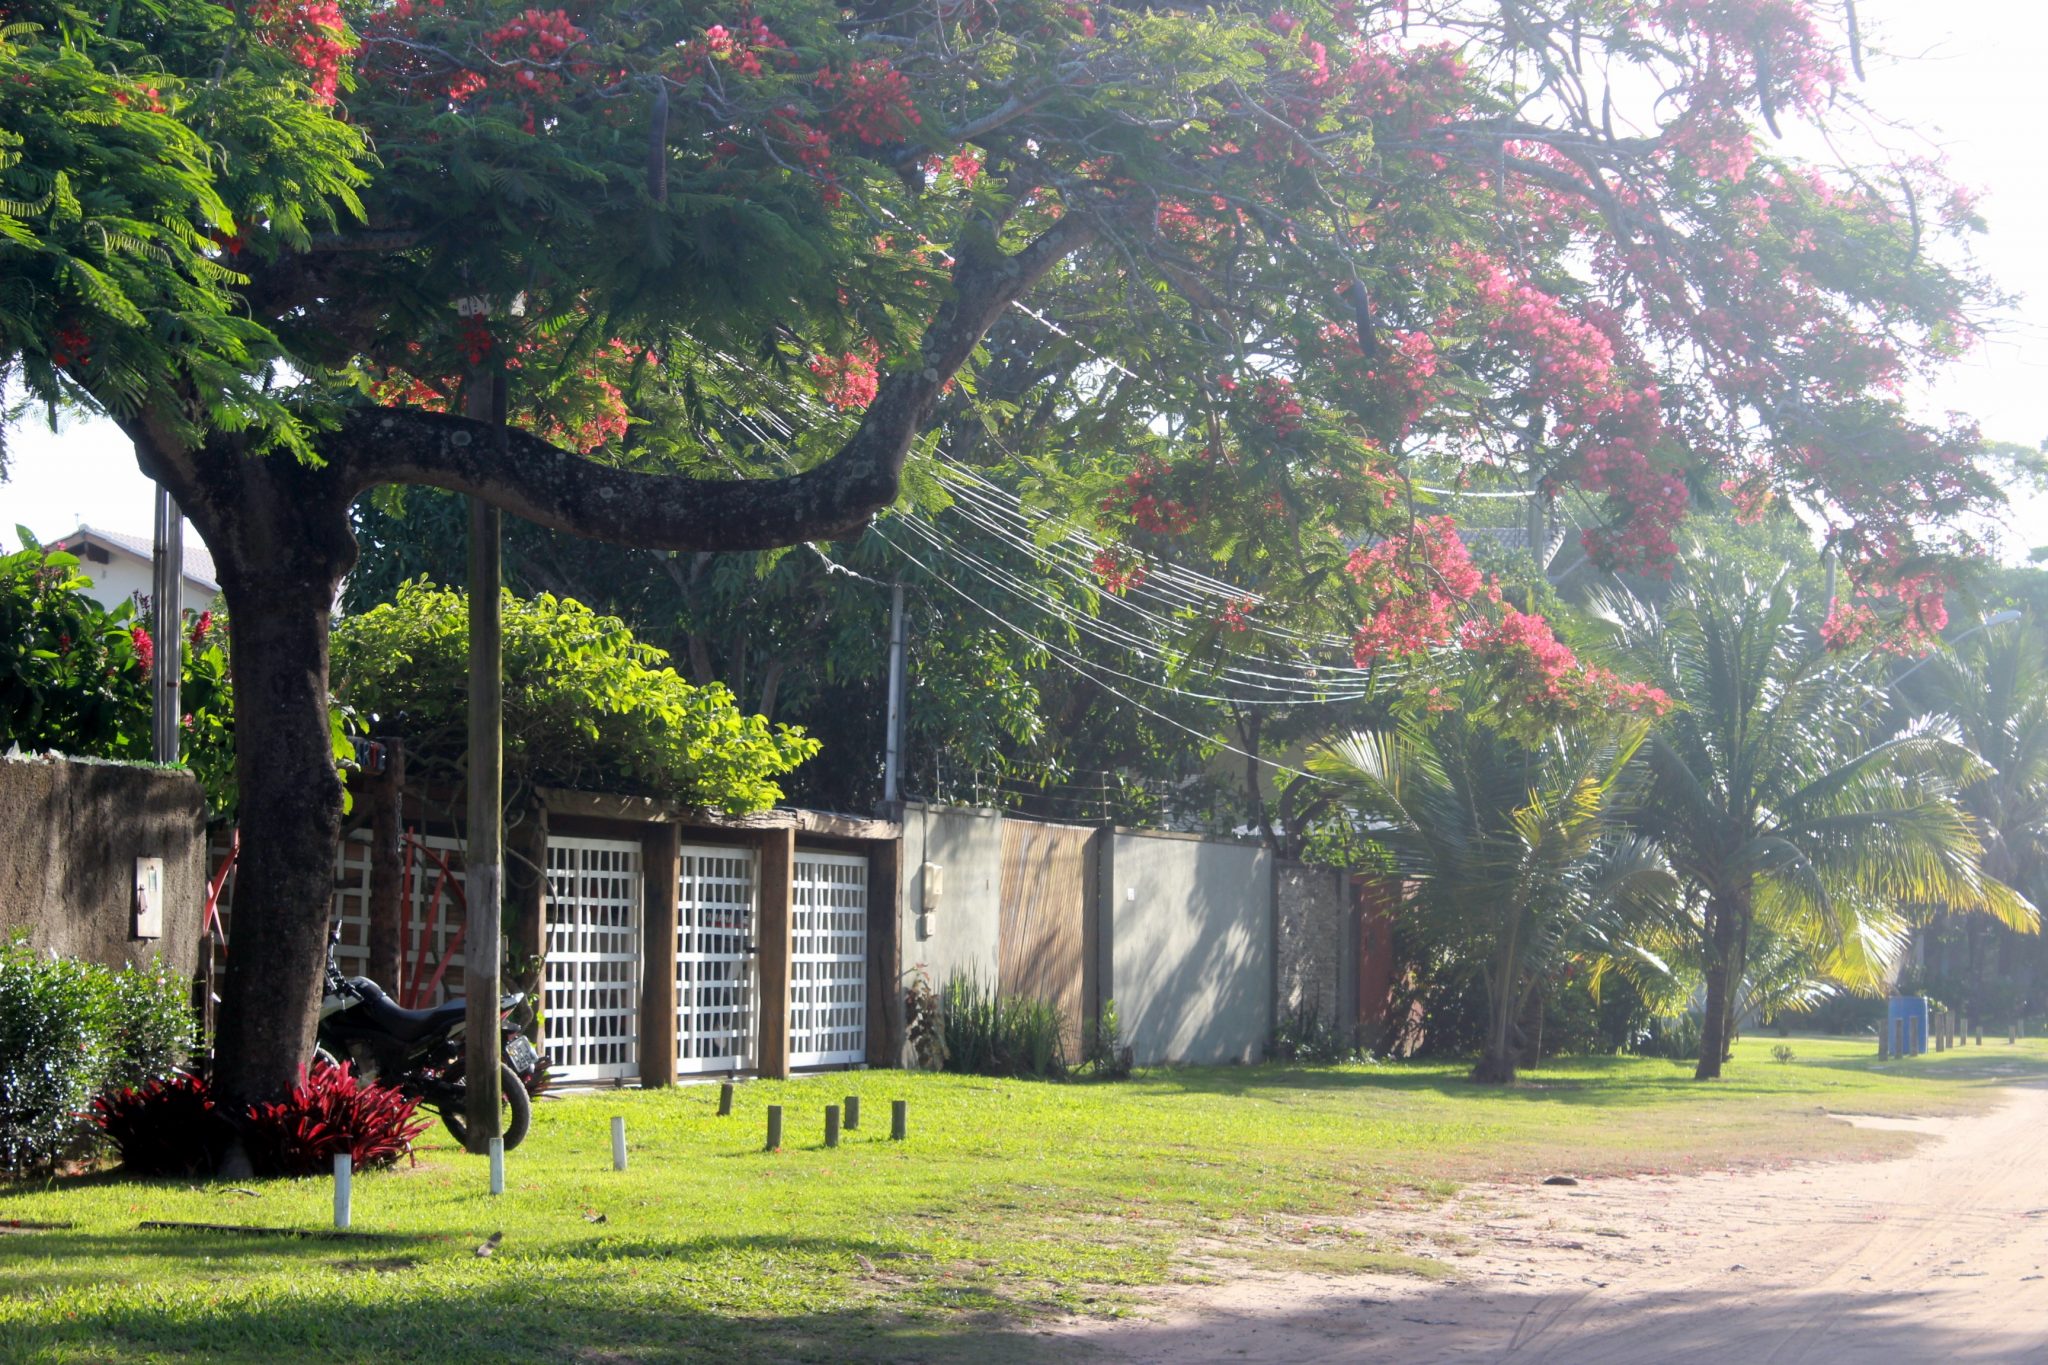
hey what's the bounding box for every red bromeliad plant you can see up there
[0,0,2019,1101]
[241,1062,434,1177]
[91,1072,220,1177]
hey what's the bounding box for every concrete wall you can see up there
[1106,830,1273,1065]
[1275,861,1355,1034]
[0,754,206,976]
[899,803,1006,995]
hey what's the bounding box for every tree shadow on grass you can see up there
[0,1228,1051,1365]
[1126,1047,2048,1108]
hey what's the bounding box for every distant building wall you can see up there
[899,802,1006,998]
[1275,860,1355,1036]
[0,754,205,977]
[1107,830,1272,1065]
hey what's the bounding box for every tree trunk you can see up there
[1474,919,1522,1084]
[212,570,352,1106]
[148,439,360,1111]
[1695,888,1746,1080]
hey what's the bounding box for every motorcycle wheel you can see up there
[439,1061,532,1152]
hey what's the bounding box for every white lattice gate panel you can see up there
[544,836,643,1082]
[207,832,373,979]
[677,846,757,1074]
[790,850,868,1068]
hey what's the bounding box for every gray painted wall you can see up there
[0,754,206,977]
[898,802,1005,996]
[1107,830,1273,1065]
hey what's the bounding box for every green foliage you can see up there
[0,941,192,1174]
[938,976,1067,1080]
[0,531,238,814]
[1270,1001,1355,1065]
[1079,998,1131,1080]
[330,579,817,812]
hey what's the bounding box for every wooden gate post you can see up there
[757,827,796,1080]
[640,820,681,1089]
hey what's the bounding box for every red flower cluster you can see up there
[1345,516,1483,664]
[49,323,91,369]
[250,0,350,105]
[825,60,921,145]
[130,624,155,678]
[1247,376,1304,437]
[809,341,881,411]
[190,610,214,649]
[1091,548,1147,595]
[1100,454,1200,536]
[1459,606,1671,722]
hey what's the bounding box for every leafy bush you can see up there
[331,580,818,811]
[940,976,1066,1079]
[1271,1002,1354,1064]
[0,943,194,1175]
[1771,1043,1796,1064]
[904,964,945,1070]
[0,534,238,815]
[1079,998,1132,1081]
[241,1062,433,1176]
[0,945,112,1174]
[1628,1011,1703,1062]
[91,1072,219,1177]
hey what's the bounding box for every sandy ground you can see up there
[1047,1084,2048,1363]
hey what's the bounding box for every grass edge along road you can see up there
[3,1037,2044,1364]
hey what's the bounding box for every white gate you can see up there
[676,845,757,1074]
[790,850,868,1068]
[543,836,643,1083]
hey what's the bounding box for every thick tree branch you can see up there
[338,213,1097,550]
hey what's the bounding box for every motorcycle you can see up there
[317,921,540,1150]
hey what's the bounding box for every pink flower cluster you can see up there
[825,60,921,146]
[250,0,350,104]
[1459,606,1672,721]
[809,342,881,411]
[1344,516,1483,665]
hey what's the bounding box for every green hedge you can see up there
[0,943,193,1175]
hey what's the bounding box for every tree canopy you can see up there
[0,0,2025,1099]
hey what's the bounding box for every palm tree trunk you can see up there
[1695,889,1747,1079]
[1475,916,1522,1083]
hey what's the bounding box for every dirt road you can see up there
[1053,1084,2048,1362]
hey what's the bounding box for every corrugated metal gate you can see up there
[543,836,643,1083]
[790,850,868,1067]
[676,845,757,1074]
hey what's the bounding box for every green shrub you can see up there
[1628,1011,1703,1062]
[939,976,1067,1079]
[1079,999,1132,1080]
[0,942,195,1175]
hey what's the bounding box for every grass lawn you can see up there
[4,1036,2044,1363]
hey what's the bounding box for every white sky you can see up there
[3,0,2045,557]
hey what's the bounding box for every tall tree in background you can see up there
[0,1,2018,1100]
[1597,557,2036,1078]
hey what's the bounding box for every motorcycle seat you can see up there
[347,978,470,1044]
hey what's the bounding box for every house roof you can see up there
[49,524,220,592]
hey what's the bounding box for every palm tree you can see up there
[1312,698,1677,1083]
[1895,612,2048,1019]
[1597,556,2036,1079]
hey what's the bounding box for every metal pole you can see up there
[149,487,183,763]
[463,369,505,1152]
[882,580,906,809]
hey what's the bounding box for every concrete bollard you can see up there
[611,1116,628,1172]
[718,1082,735,1116]
[890,1099,908,1141]
[844,1095,860,1130]
[766,1104,783,1152]
[825,1104,841,1148]
[333,1153,352,1230]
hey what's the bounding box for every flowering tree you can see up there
[0,0,2013,1100]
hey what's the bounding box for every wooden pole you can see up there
[718,1081,735,1116]
[844,1095,860,1130]
[890,1099,907,1141]
[765,1104,783,1152]
[825,1104,840,1148]
[462,366,505,1152]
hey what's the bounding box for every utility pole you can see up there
[149,487,183,763]
[881,580,906,812]
[463,353,505,1152]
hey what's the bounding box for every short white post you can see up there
[488,1136,505,1196]
[610,1115,627,1172]
[333,1153,353,1230]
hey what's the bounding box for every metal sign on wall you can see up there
[133,856,164,939]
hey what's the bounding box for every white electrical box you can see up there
[920,862,944,912]
[133,856,164,939]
